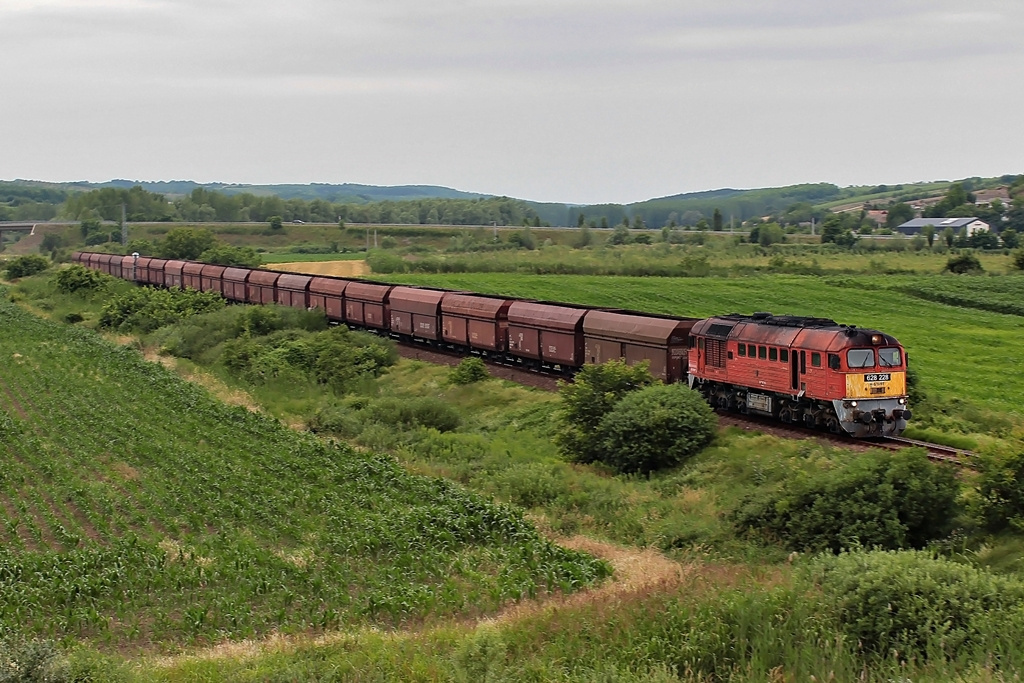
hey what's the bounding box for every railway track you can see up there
[716,411,976,467]
[394,339,975,468]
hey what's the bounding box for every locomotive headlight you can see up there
[849,401,858,408]
[898,398,907,405]
[871,334,882,345]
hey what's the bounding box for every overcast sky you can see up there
[2,0,1022,204]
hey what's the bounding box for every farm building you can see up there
[896,217,990,237]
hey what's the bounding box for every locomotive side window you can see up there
[737,344,746,357]
[780,349,789,363]
[769,348,777,362]
[747,344,755,357]
[758,346,767,359]
[828,353,840,370]
[811,352,821,367]
[878,348,902,367]
[847,349,874,368]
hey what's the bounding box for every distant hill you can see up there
[101,180,489,203]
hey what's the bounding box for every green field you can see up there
[383,273,1024,418]
[0,298,607,649]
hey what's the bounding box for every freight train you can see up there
[74,252,911,438]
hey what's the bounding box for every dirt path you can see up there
[152,537,693,667]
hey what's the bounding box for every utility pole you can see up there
[811,217,816,236]
[373,230,378,248]
[120,203,127,245]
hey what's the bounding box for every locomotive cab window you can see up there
[780,349,789,363]
[758,346,767,359]
[698,338,704,350]
[828,353,840,370]
[769,348,777,362]
[811,352,821,367]
[747,344,756,357]
[878,348,902,367]
[847,349,874,368]
[737,344,746,357]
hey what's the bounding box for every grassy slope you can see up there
[0,298,607,650]
[383,273,1024,416]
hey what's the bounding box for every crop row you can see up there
[0,299,609,647]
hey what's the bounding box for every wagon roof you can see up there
[507,301,588,331]
[247,270,280,286]
[389,286,445,312]
[222,267,252,282]
[135,256,153,267]
[345,281,392,302]
[308,277,348,296]
[164,260,187,273]
[197,266,226,278]
[441,293,512,318]
[183,262,205,275]
[277,273,313,290]
[583,310,695,345]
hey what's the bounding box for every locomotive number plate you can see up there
[864,373,891,383]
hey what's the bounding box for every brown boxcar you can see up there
[507,301,588,367]
[277,273,313,309]
[441,293,513,352]
[71,251,85,265]
[344,281,392,329]
[389,287,445,340]
[309,277,348,321]
[246,270,280,305]
[182,262,204,290]
[146,259,168,287]
[200,265,227,295]
[119,255,138,282]
[583,310,697,382]
[164,260,186,288]
[221,267,251,302]
[98,253,117,277]
[134,256,153,284]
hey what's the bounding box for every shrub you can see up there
[596,383,717,474]
[945,252,982,274]
[307,405,364,438]
[805,549,1024,658]
[53,265,107,294]
[4,254,50,279]
[449,357,489,385]
[0,638,70,682]
[1013,248,1024,270]
[363,396,461,433]
[978,450,1024,533]
[734,448,959,552]
[99,287,225,332]
[556,360,656,465]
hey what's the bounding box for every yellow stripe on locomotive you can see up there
[845,371,906,399]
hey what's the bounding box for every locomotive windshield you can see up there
[847,349,874,368]
[878,348,902,367]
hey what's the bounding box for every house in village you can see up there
[896,217,990,237]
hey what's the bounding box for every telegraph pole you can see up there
[121,203,127,245]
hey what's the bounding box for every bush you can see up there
[449,357,489,385]
[556,360,656,465]
[3,254,50,279]
[99,286,225,332]
[945,252,982,274]
[597,383,717,474]
[0,638,70,682]
[734,448,959,552]
[307,405,364,438]
[1013,248,1024,270]
[978,450,1024,533]
[52,265,107,294]
[363,396,461,432]
[805,549,1024,658]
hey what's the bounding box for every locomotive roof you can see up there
[695,312,900,349]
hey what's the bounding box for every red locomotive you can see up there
[688,313,910,437]
[76,252,911,438]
